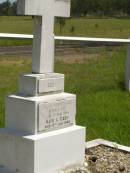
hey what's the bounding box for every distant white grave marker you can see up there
[17,0,71,73]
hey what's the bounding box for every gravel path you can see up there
[61,145,130,173]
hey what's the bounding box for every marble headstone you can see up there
[17,0,71,73]
[0,0,86,173]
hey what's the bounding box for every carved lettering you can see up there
[38,99,75,132]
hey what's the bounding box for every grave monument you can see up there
[0,0,86,173]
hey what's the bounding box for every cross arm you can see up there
[17,0,71,17]
[17,0,47,15]
[54,0,71,17]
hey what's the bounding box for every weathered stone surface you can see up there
[38,96,75,132]
[6,93,76,134]
[0,126,85,173]
[17,0,71,73]
[1,1,86,173]
[19,73,64,96]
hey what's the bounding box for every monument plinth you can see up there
[0,0,86,172]
[6,93,76,134]
[19,73,64,96]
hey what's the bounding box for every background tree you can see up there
[1,0,130,17]
[56,18,66,34]
[0,0,17,16]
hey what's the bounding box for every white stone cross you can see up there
[17,0,71,73]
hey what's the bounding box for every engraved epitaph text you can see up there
[38,98,75,132]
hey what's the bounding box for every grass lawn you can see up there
[0,46,130,146]
[0,16,130,46]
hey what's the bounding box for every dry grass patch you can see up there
[0,55,31,67]
[56,51,100,64]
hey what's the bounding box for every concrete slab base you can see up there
[86,139,130,153]
[0,126,85,173]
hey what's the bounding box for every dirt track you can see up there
[0,45,87,56]
[0,42,121,56]
[0,46,32,55]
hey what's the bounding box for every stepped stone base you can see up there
[6,93,76,134]
[0,126,85,173]
[19,73,64,96]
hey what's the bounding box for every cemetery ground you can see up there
[1,16,130,173]
[0,16,130,46]
[0,45,130,148]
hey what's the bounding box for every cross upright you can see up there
[17,0,71,73]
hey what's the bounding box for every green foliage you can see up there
[55,18,130,39]
[1,0,130,17]
[56,18,66,34]
[70,26,75,34]
[1,17,130,46]
[55,46,130,146]
[0,16,33,46]
[71,0,130,17]
[0,0,17,16]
